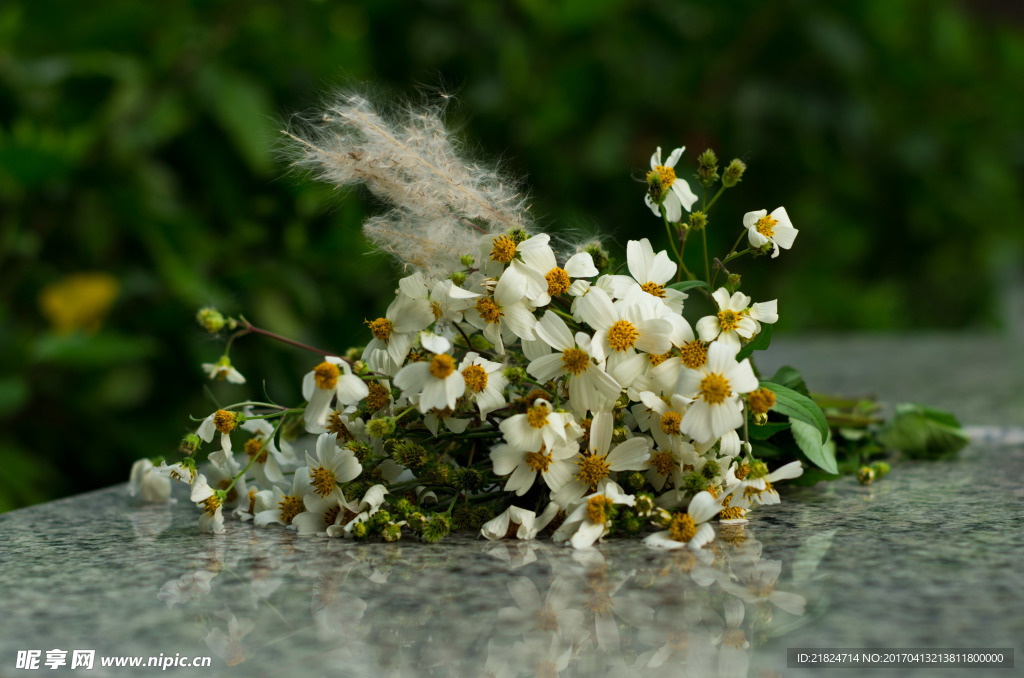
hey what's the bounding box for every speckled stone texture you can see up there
[2,335,1022,677]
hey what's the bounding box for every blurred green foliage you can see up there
[1,0,1022,510]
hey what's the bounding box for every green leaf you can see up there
[666,279,709,293]
[878,402,969,458]
[761,381,829,440]
[749,420,791,440]
[790,418,839,474]
[736,324,772,361]
[767,365,809,396]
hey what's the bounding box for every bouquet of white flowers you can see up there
[130,92,964,548]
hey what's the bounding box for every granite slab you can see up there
[2,335,1022,677]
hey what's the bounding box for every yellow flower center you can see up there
[607,319,638,352]
[640,281,666,298]
[699,372,731,405]
[490,235,517,263]
[735,463,751,480]
[526,449,553,473]
[648,350,673,367]
[475,297,503,324]
[277,495,304,525]
[367,317,392,342]
[680,340,708,369]
[748,387,776,415]
[533,605,559,632]
[366,381,391,411]
[545,267,571,296]
[649,450,676,477]
[462,364,488,393]
[586,494,612,524]
[659,411,682,435]
[429,354,455,379]
[244,437,268,464]
[647,164,677,199]
[756,215,778,238]
[720,506,746,520]
[213,409,238,434]
[310,466,337,498]
[314,361,340,390]
[327,410,354,441]
[723,629,747,649]
[561,347,590,375]
[526,403,550,429]
[201,494,222,516]
[576,454,611,490]
[430,301,443,320]
[668,512,696,542]
[717,309,741,333]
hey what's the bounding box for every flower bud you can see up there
[382,523,403,542]
[503,367,527,385]
[858,466,875,485]
[351,521,369,539]
[180,433,201,455]
[583,242,611,272]
[449,271,467,287]
[728,274,742,289]
[459,254,475,268]
[748,460,769,479]
[688,210,708,232]
[697,149,719,187]
[748,388,776,416]
[196,307,226,334]
[722,159,746,187]
[870,461,891,478]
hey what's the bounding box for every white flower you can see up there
[490,440,579,496]
[458,351,507,418]
[480,503,559,540]
[552,485,635,549]
[676,342,759,444]
[462,288,538,355]
[499,398,579,452]
[394,351,466,413]
[494,233,599,307]
[362,288,436,374]
[644,146,698,222]
[744,206,798,258]
[577,286,672,380]
[201,355,246,384]
[305,432,362,500]
[128,459,171,503]
[189,474,226,534]
[326,484,390,538]
[643,491,721,551]
[727,460,803,509]
[695,289,757,350]
[253,470,312,528]
[551,411,650,508]
[302,356,369,433]
[237,417,289,487]
[527,311,621,414]
[602,238,687,314]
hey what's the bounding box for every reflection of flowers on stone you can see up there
[719,558,806,615]
[311,575,368,642]
[205,611,254,667]
[157,570,216,608]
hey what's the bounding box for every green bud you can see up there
[407,512,427,532]
[473,505,495,526]
[722,159,746,187]
[688,210,708,232]
[394,498,415,519]
[180,433,201,455]
[748,461,769,479]
[459,254,475,268]
[857,466,875,485]
[351,521,369,539]
[452,505,480,531]
[611,426,629,444]
[870,461,891,478]
[507,228,529,244]
[387,440,430,470]
[681,472,708,495]
[583,242,611,272]
[697,149,719,187]
[652,507,673,528]
[196,307,226,334]
[702,459,721,480]
[503,367,527,385]
[449,271,467,287]
[620,514,643,535]
[727,273,742,289]
[382,523,403,542]
[366,417,396,438]
[634,493,655,517]
[346,441,374,465]
[621,471,647,493]
[420,513,451,544]
[453,467,483,491]
[352,360,368,375]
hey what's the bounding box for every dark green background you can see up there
[2,0,1022,510]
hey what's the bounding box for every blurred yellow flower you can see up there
[38,272,119,334]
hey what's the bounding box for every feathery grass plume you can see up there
[282,92,532,275]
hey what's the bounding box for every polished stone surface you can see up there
[2,335,1022,677]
